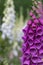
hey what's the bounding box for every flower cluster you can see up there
[21,1,43,65]
[1,0,15,43]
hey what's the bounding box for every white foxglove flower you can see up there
[12,42,18,56]
[13,50,18,57]
[1,0,15,43]
[16,29,23,42]
[14,7,27,43]
[1,33,6,39]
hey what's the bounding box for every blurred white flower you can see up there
[16,29,23,42]
[12,42,21,57]
[17,45,21,51]
[13,50,18,57]
[13,7,28,43]
[1,0,15,43]
[1,33,6,39]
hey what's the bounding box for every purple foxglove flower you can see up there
[21,1,43,65]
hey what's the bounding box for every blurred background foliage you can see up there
[0,0,41,23]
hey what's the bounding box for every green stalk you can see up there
[3,58,9,65]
